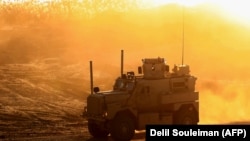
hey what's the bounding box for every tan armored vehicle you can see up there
[83,50,199,141]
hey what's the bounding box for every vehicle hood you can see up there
[99,90,130,103]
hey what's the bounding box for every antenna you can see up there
[121,50,124,78]
[182,5,185,65]
[90,61,93,94]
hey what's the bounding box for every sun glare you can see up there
[141,0,209,7]
[142,0,250,24]
[215,1,250,24]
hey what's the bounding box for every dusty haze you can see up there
[0,1,250,127]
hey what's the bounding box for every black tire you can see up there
[88,120,109,138]
[110,114,135,141]
[174,107,198,125]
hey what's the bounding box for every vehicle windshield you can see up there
[113,78,134,92]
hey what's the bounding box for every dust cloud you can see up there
[0,1,250,125]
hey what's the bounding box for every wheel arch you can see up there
[174,103,199,124]
[114,109,137,125]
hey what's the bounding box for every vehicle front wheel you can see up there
[110,114,135,141]
[88,120,109,138]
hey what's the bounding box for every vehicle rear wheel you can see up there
[174,107,198,125]
[88,120,109,138]
[110,114,135,141]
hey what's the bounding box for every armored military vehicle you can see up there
[83,50,199,141]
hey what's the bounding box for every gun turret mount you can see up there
[139,57,169,79]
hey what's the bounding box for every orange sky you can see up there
[141,0,250,25]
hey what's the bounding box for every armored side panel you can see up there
[170,76,197,92]
[187,76,197,91]
[133,79,171,113]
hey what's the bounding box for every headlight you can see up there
[102,111,108,118]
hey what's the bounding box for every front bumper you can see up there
[82,106,107,121]
[82,106,87,118]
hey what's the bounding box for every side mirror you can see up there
[93,87,100,93]
[138,66,142,74]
